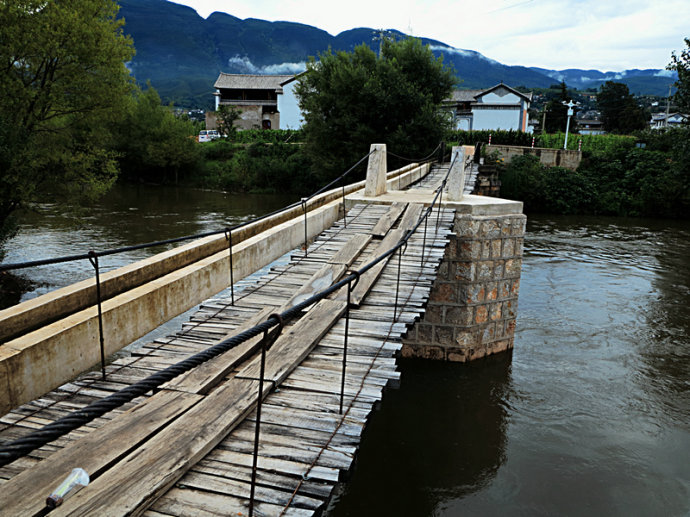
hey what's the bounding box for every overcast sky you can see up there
[168,0,688,72]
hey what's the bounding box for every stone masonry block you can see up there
[481,241,491,260]
[446,348,468,362]
[429,282,455,303]
[424,305,444,324]
[417,324,433,344]
[480,219,501,238]
[480,323,496,344]
[485,284,498,301]
[505,258,522,277]
[445,306,473,326]
[454,216,480,237]
[465,284,485,304]
[475,306,488,324]
[477,262,494,281]
[511,279,521,296]
[434,325,454,345]
[455,329,476,347]
[512,216,527,235]
[455,262,475,281]
[458,240,481,260]
[490,239,502,259]
[490,302,502,321]
[502,238,515,258]
[502,300,517,319]
[437,261,449,280]
[492,261,505,280]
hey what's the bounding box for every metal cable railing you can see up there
[0,148,455,468]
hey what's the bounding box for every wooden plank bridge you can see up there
[0,167,456,516]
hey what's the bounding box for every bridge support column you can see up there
[446,146,466,202]
[402,210,525,361]
[364,144,387,197]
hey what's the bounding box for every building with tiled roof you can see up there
[445,83,533,132]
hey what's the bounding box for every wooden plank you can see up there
[163,307,274,394]
[371,202,406,238]
[178,471,324,510]
[327,233,372,265]
[341,229,404,307]
[190,460,333,499]
[236,299,348,385]
[52,378,263,516]
[0,390,202,517]
[397,202,424,232]
[204,449,341,483]
[150,487,312,517]
[283,262,346,310]
[283,233,371,309]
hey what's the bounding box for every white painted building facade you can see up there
[446,84,532,132]
[276,76,304,130]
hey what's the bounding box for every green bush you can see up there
[194,142,315,194]
[499,155,594,214]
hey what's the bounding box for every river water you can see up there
[2,185,689,515]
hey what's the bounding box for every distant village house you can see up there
[650,112,688,129]
[207,73,303,131]
[444,83,532,132]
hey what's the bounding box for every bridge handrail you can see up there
[0,150,456,468]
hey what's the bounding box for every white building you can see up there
[445,83,532,132]
[209,73,304,131]
[276,76,304,129]
[650,112,688,129]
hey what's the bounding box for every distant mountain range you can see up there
[118,0,677,108]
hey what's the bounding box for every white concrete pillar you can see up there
[446,146,466,201]
[364,144,387,197]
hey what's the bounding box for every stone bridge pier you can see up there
[401,208,525,361]
[357,143,526,362]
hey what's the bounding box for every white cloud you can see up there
[227,55,306,75]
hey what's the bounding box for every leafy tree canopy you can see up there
[544,81,578,133]
[597,81,649,134]
[0,0,134,233]
[112,85,200,184]
[668,37,690,115]
[296,37,456,181]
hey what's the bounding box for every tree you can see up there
[0,0,134,234]
[112,86,200,184]
[668,37,690,115]
[597,81,649,133]
[216,105,242,140]
[296,37,456,181]
[544,81,578,133]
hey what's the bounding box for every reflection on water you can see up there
[326,355,512,516]
[329,214,690,516]
[0,183,296,308]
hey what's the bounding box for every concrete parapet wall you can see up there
[0,161,426,413]
[491,145,581,170]
[0,161,418,344]
[402,210,525,361]
[0,201,342,414]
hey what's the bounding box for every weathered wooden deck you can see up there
[0,167,455,516]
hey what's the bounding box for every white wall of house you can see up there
[278,80,303,129]
[472,106,523,131]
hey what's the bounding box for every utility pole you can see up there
[665,84,672,127]
[562,100,576,150]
